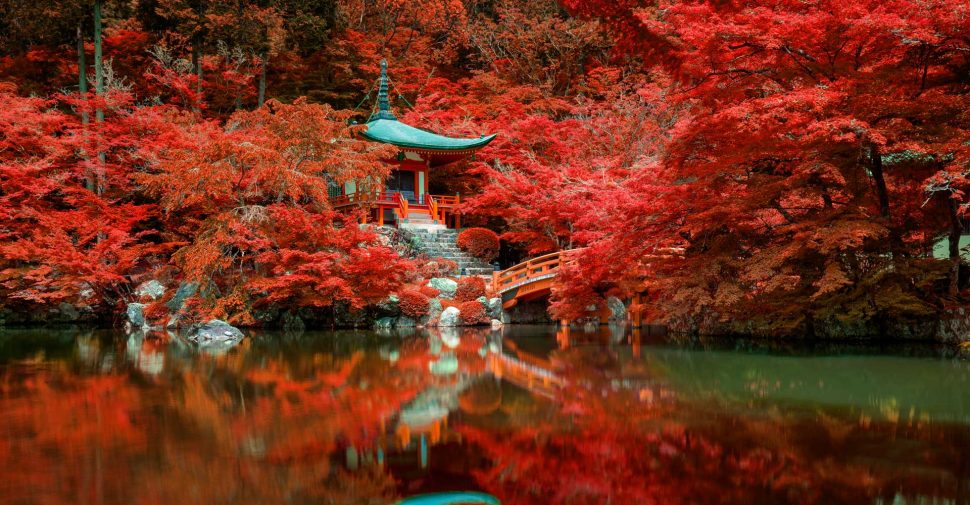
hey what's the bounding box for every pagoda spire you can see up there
[372,59,396,121]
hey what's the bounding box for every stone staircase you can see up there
[400,209,441,231]
[404,227,494,276]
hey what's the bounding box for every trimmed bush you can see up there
[398,289,430,318]
[454,276,487,302]
[458,300,488,325]
[456,228,500,262]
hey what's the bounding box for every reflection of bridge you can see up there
[487,346,563,398]
[491,249,649,326]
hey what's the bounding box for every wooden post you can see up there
[455,193,461,229]
[378,208,384,227]
[492,271,500,293]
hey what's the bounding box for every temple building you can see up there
[331,60,496,229]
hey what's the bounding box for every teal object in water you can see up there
[394,491,500,505]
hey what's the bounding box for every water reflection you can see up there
[0,325,967,504]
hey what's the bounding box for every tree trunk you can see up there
[869,143,899,256]
[93,0,105,195]
[258,53,267,108]
[77,23,88,124]
[192,42,202,112]
[948,194,963,297]
[93,0,103,122]
[869,144,890,219]
[77,22,94,193]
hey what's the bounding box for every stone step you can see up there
[407,227,493,277]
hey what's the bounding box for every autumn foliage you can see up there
[458,300,488,325]
[0,0,968,333]
[419,285,441,298]
[454,276,487,303]
[418,258,459,279]
[398,289,431,318]
[456,228,500,263]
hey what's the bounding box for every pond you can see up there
[0,324,968,505]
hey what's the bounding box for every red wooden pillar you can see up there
[455,193,461,229]
[629,293,644,328]
[631,327,641,358]
[557,320,571,349]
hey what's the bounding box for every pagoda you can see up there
[331,60,496,229]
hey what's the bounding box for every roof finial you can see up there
[372,59,396,121]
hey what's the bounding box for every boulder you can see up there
[607,296,627,321]
[427,298,443,322]
[374,317,395,329]
[491,319,503,329]
[376,295,400,316]
[135,280,166,301]
[281,311,305,332]
[166,282,198,311]
[187,319,244,346]
[428,277,458,299]
[439,306,461,327]
[335,304,370,328]
[126,303,146,329]
[57,302,80,322]
[487,297,504,320]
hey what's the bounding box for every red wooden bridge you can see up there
[490,250,572,309]
[490,248,650,326]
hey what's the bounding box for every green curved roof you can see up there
[362,118,496,151]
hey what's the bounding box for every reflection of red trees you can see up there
[459,349,967,505]
[0,333,486,504]
[0,368,147,505]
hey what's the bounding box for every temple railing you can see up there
[330,190,398,208]
[426,194,440,222]
[330,191,465,227]
[432,194,460,208]
[331,192,459,209]
[429,194,460,227]
[397,192,409,220]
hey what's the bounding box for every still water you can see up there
[0,324,968,505]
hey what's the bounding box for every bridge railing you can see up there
[492,250,567,294]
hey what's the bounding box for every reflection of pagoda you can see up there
[331,60,496,228]
[345,329,494,471]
